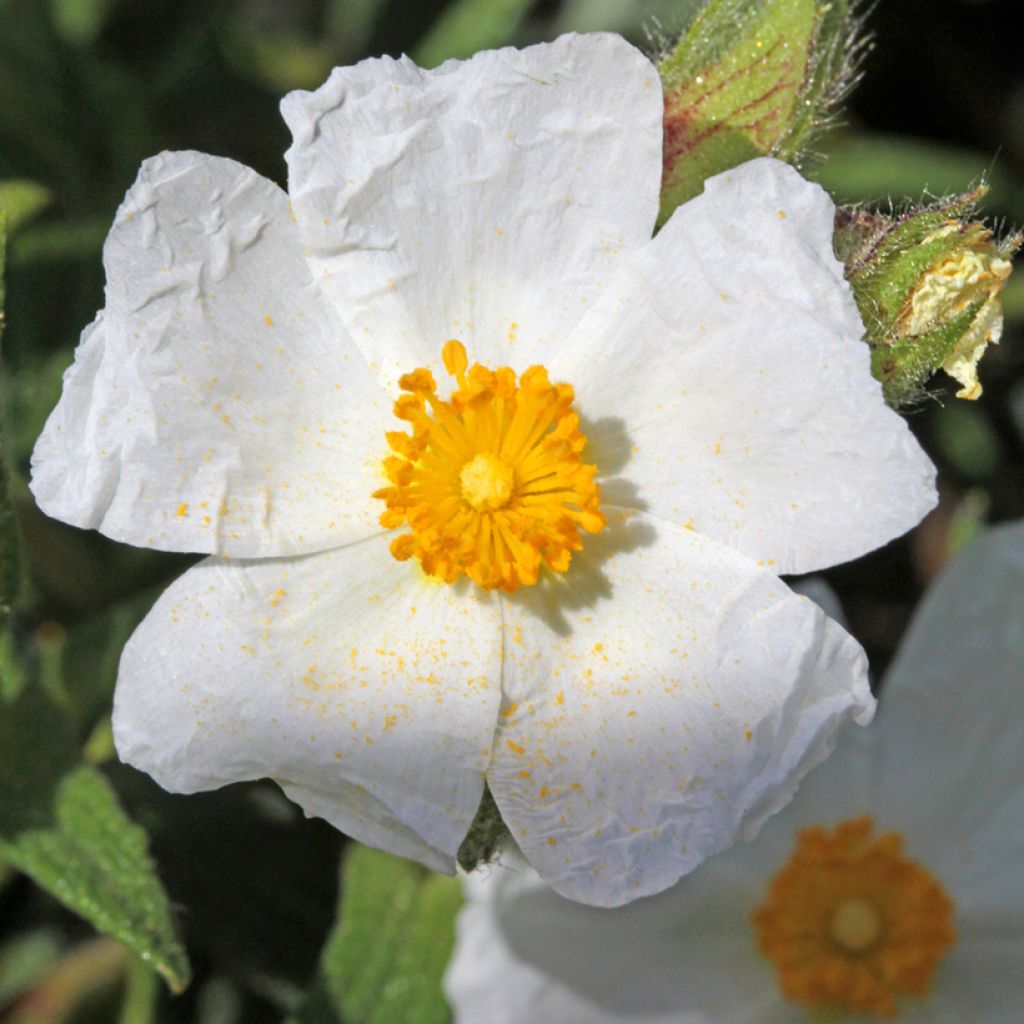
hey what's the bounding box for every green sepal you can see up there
[836,188,1021,405]
[290,844,462,1024]
[658,0,859,224]
[838,190,986,334]
[870,300,984,407]
[0,684,191,993]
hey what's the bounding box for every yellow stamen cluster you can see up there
[374,340,605,592]
[753,817,955,1018]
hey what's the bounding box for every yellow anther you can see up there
[375,342,604,592]
[389,535,417,561]
[460,453,515,511]
[398,368,436,393]
[442,339,468,378]
[753,817,955,1018]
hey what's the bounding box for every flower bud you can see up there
[657,0,862,224]
[835,189,1019,405]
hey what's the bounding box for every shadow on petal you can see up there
[503,414,655,637]
[505,511,657,638]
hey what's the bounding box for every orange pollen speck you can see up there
[752,816,956,1018]
[373,340,605,592]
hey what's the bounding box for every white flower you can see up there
[30,34,935,907]
[445,522,1024,1019]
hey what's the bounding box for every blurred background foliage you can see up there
[0,0,1022,1021]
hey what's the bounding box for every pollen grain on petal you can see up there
[374,342,605,592]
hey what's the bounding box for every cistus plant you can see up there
[1,1,1020,1022]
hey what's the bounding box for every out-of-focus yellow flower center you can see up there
[753,817,956,1018]
[373,340,605,592]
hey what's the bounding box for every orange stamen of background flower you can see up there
[753,816,955,1018]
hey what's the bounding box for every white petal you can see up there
[487,509,873,906]
[113,537,502,871]
[870,521,1024,901]
[445,898,638,1024]
[281,33,663,388]
[909,935,1024,1024]
[31,150,393,557]
[552,158,936,574]
[446,859,703,1024]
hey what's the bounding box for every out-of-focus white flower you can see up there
[31,34,935,907]
[446,522,1024,1018]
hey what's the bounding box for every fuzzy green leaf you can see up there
[658,0,857,222]
[0,685,190,993]
[291,845,461,1024]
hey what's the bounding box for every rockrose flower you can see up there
[446,523,1024,1020]
[30,34,935,907]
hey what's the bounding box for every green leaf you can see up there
[412,0,533,68]
[813,132,1024,214]
[49,0,113,46]
[1,213,20,628]
[291,845,462,1024]
[0,685,191,993]
[0,929,63,1006]
[658,0,859,222]
[8,216,109,267]
[931,402,1002,484]
[61,592,157,736]
[0,180,52,235]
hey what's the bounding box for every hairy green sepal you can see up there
[658,0,859,224]
[836,190,1020,405]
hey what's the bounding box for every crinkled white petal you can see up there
[870,521,1024,908]
[552,158,936,574]
[113,536,503,872]
[486,509,874,906]
[31,150,392,557]
[281,33,662,390]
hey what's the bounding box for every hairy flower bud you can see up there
[657,0,863,225]
[835,189,1019,405]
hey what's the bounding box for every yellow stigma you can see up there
[753,817,955,1018]
[829,897,883,953]
[373,340,605,592]
[460,453,514,511]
